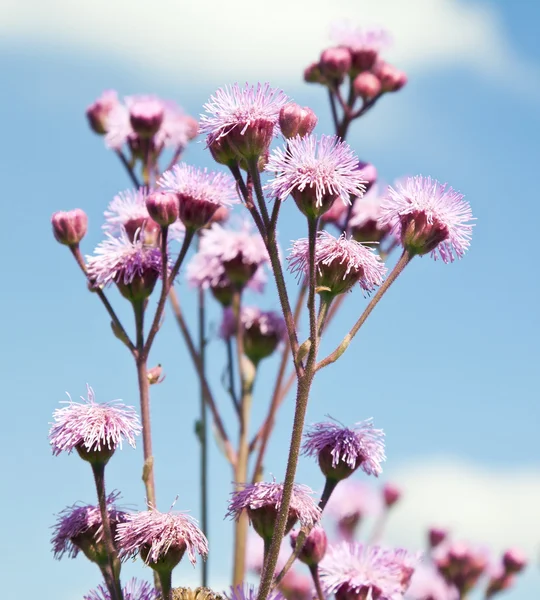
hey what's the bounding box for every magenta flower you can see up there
[303,418,385,481]
[266,134,367,218]
[51,208,88,247]
[86,229,164,301]
[86,90,121,135]
[320,541,418,600]
[226,584,284,600]
[288,231,386,295]
[290,526,328,566]
[405,564,458,600]
[379,176,474,262]
[84,578,157,600]
[227,482,321,540]
[51,491,127,560]
[433,541,489,595]
[200,83,288,160]
[116,507,208,567]
[158,164,238,230]
[49,386,141,461]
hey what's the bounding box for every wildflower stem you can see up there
[232,289,257,585]
[168,287,237,466]
[317,294,333,336]
[115,149,141,188]
[91,462,123,600]
[250,284,306,482]
[307,217,320,354]
[229,163,267,236]
[328,89,340,135]
[309,565,325,600]
[69,245,136,354]
[157,570,172,600]
[144,228,195,356]
[198,286,209,588]
[248,158,270,227]
[316,249,412,371]
[226,337,241,416]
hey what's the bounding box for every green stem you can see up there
[91,463,123,600]
[248,158,270,227]
[316,250,412,371]
[226,336,240,416]
[198,286,209,587]
[316,294,333,336]
[309,565,325,600]
[229,163,266,237]
[158,570,172,600]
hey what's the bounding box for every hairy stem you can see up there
[309,565,325,600]
[198,287,209,587]
[91,463,123,600]
[158,570,172,600]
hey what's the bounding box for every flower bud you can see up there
[117,269,160,303]
[147,364,165,385]
[227,119,275,161]
[145,191,179,226]
[400,210,449,257]
[382,483,401,508]
[351,48,378,72]
[290,526,327,566]
[124,216,160,246]
[428,526,448,549]
[279,571,313,600]
[51,209,88,246]
[319,47,352,79]
[304,62,325,84]
[208,135,240,167]
[502,548,527,574]
[353,72,382,101]
[210,205,229,224]
[373,62,407,92]
[279,104,318,139]
[76,443,116,466]
[86,90,118,135]
[129,99,164,138]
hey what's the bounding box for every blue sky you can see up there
[1,0,539,598]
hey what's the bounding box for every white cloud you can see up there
[1,0,536,87]
[385,457,540,558]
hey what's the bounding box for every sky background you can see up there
[1,0,539,598]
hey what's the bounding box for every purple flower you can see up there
[116,507,208,567]
[200,83,288,160]
[405,564,458,600]
[303,418,385,481]
[287,231,386,295]
[49,386,141,458]
[84,578,157,600]
[86,229,164,300]
[103,187,184,243]
[51,491,127,560]
[379,176,474,262]
[320,541,418,600]
[158,164,238,230]
[226,482,321,540]
[226,584,283,600]
[265,134,367,218]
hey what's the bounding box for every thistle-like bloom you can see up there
[266,134,367,218]
[288,231,386,296]
[158,164,238,230]
[200,83,288,161]
[379,176,474,262]
[49,386,141,463]
[220,306,286,363]
[226,584,283,600]
[84,578,158,600]
[103,187,184,243]
[86,229,164,301]
[116,507,208,569]
[320,541,418,600]
[51,491,127,561]
[303,418,385,481]
[227,482,321,540]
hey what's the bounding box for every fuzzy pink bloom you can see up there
[330,22,391,53]
[84,578,157,600]
[51,491,127,560]
[288,231,386,295]
[116,507,208,566]
[266,134,366,218]
[380,176,474,262]
[320,541,418,600]
[405,564,458,600]
[49,386,141,456]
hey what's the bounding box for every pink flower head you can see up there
[86,229,165,301]
[84,578,157,600]
[330,23,391,71]
[227,482,321,540]
[288,231,386,296]
[433,540,489,596]
[103,187,184,244]
[380,176,474,262]
[405,564,458,600]
[51,208,88,246]
[326,480,383,541]
[158,164,238,230]
[266,134,367,218]
[349,184,394,245]
[226,584,284,600]
[303,418,385,481]
[86,90,121,135]
[320,541,418,600]
[51,491,127,560]
[49,386,141,462]
[220,306,286,362]
[290,526,328,566]
[116,506,208,568]
[200,83,289,161]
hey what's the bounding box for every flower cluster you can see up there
[84,578,158,600]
